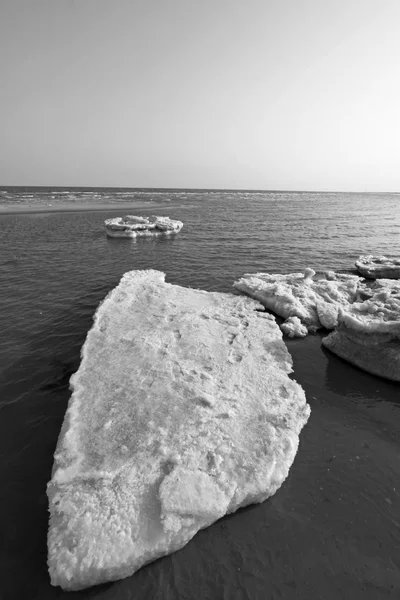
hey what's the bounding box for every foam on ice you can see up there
[355,255,400,279]
[47,270,310,590]
[233,269,360,335]
[104,215,183,238]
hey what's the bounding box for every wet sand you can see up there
[0,202,182,215]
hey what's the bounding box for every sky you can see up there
[1,0,400,191]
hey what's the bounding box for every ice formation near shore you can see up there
[322,279,400,381]
[104,215,183,238]
[47,270,310,591]
[234,269,400,379]
[233,269,361,335]
[279,316,308,338]
[355,255,400,279]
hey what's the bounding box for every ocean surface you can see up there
[0,188,399,600]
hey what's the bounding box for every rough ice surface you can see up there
[355,255,400,279]
[322,314,400,381]
[322,280,400,381]
[233,269,360,333]
[104,215,183,238]
[280,316,308,338]
[47,270,310,591]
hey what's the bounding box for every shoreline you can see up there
[0,202,183,215]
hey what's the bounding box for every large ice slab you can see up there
[355,255,400,279]
[104,215,183,238]
[47,270,310,591]
[322,282,400,381]
[233,269,360,335]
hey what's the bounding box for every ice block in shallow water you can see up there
[233,269,361,335]
[47,270,310,591]
[322,283,400,381]
[280,316,308,338]
[104,215,183,238]
[355,255,400,279]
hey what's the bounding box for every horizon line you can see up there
[1,185,400,195]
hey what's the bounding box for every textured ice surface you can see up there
[104,215,183,238]
[233,270,360,333]
[322,315,400,381]
[322,280,400,381]
[355,255,400,279]
[47,270,310,591]
[280,316,308,338]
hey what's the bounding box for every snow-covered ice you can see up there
[234,266,400,378]
[104,215,183,238]
[233,269,360,334]
[280,316,308,338]
[322,313,400,381]
[322,278,400,381]
[355,255,400,279]
[47,270,310,590]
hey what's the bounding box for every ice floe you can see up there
[322,278,400,380]
[104,215,183,238]
[322,314,400,381]
[234,267,400,378]
[47,270,310,590]
[355,255,400,279]
[233,269,360,335]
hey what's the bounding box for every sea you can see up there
[0,187,399,600]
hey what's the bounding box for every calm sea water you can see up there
[0,188,399,600]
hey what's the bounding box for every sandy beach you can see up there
[0,202,182,215]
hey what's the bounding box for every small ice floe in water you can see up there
[47,270,309,590]
[104,215,183,238]
[322,278,400,381]
[355,255,400,279]
[233,269,361,336]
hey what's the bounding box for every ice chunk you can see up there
[233,270,360,333]
[355,255,400,279]
[47,270,310,590]
[104,215,183,238]
[346,281,400,324]
[322,284,400,381]
[303,267,316,280]
[322,312,400,382]
[280,316,308,338]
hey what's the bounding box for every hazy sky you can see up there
[1,0,400,190]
